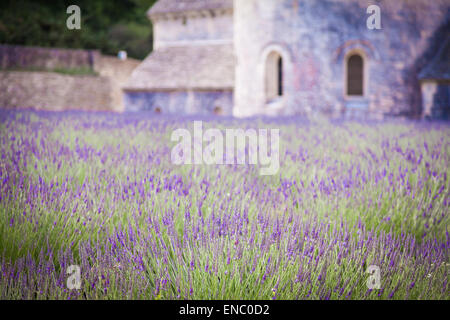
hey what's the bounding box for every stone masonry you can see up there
[124,0,450,119]
[0,45,140,112]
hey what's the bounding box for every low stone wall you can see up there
[0,44,99,70]
[0,45,141,112]
[0,71,112,111]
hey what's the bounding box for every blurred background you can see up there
[0,0,156,60]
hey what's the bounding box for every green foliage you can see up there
[0,0,157,59]
[2,66,98,75]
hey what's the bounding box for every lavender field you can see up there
[0,110,448,300]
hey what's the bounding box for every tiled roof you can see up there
[148,0,233,17]
[123,44,235,91]
[418,37,450,81]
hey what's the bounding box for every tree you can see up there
[0,0,157,59]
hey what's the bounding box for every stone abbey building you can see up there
[123,0,449,119]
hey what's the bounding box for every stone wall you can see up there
[0,71,112,111]
[124,90,233,115]
[233,0,449,118]
[94,55,141,112]
[0,44,99,70]
[0,45,140,112]
[153,12,233,49]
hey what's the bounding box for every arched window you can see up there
[346,54,364,96]
[265,52,283,101]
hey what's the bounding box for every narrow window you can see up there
[347,54,363,96]
[277,56,283,97]
[265,52,283,101]
[213,106,223,115]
